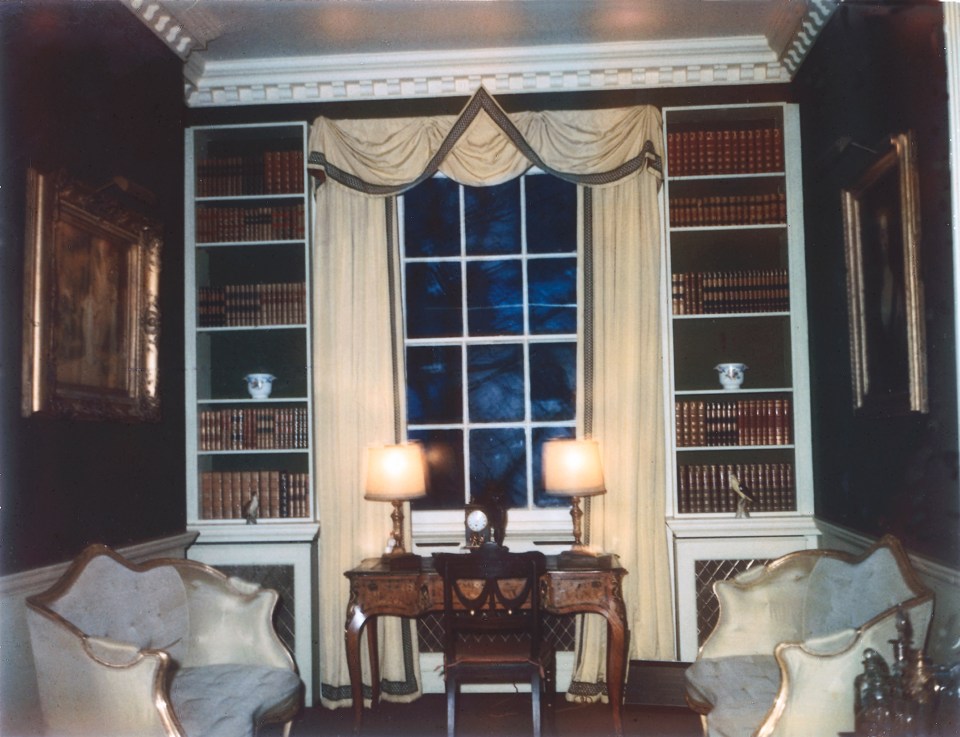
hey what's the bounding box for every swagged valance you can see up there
[307,86,661,192]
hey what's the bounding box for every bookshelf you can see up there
[661,104,819,660]
[184,122,317,702]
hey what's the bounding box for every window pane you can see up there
[526,176,577,254]
[530,342,576,421]
[467,344,524,422]
[403,172,578,515]
[470,428,527,508]
[406,345,462,424]
[405,261,462,339]
[528,256,576,334]
[409,429,465,509]
[532,426,575,507]
[404,178,460,257]
[467,259,523,335]
[464,180,521,256]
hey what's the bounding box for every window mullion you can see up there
[459,183,471,506]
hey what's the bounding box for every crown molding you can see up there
[184,36,789,108]
[121,0,837,107]
[120,0,202,60]
[778,0,837,75]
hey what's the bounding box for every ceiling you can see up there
[121,0,838,107]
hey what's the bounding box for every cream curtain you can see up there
[309,87,674,710]
[567,172,675,702]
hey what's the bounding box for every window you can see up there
[401,172,578,540]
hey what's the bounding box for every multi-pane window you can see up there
[401,172,578,514]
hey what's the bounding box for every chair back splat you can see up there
[434,547,555,737]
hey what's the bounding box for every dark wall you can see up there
[795,2,958,565]
[0,1,186,574]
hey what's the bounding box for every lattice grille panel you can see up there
[417,612,575,652]
[694,558,770,645]
[216,564,296,654]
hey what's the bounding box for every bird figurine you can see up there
[243,491,259,524]
[729,473,752,518]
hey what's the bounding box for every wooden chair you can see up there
[434,547,555,737]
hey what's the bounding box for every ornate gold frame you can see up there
[21,168,162,421]
[842,131,927,415]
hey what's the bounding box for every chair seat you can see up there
[171,664,303,737]
[447,638,552,673]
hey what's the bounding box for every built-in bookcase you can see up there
[184,122,317,703]
[661,104,819,660]
[185,123,315,529]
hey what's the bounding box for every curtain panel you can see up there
[308,87,674,709]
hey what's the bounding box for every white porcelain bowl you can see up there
[714,363,747,391]
[244,373,276,399]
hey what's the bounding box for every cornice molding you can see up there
[120,0,838,107]
[778,0,837,75]
[119,0,202,60]
[184,36,788,108]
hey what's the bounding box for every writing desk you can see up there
[344,554,629,736]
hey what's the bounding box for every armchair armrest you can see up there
[758,597,935,737]
[26,608,183,737]
[699,558,815,660]
[174,563,296,671]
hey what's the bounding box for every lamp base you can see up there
[381,551,422,571]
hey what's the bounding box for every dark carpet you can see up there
[265,694,702,737]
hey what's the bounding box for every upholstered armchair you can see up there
[26,544,303,737]
[685,535,934,737]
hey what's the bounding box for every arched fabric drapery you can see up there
[308,87,675,710]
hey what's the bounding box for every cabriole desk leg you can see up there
[345,605,368,733]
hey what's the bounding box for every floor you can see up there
[265,694,703,737]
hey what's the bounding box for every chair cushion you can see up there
[51,554,190,662]
[685,655,781,737]
[171,664,301,737]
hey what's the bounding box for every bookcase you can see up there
[661,104,820,660]
[184,122,318,702]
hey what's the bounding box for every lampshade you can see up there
[364,442,428,502]
[542,438,606,498]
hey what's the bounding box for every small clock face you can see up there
[466,508,488,532]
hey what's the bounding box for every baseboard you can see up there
[625,660,690,707]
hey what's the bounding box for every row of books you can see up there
[670,192,787,228]
[198,282,307,327]
[667,126,783,177]
[677,463,795,514]
[672,269,790,314]
[669,193,786,227]
[196,203,305,243]
[199,407,309,451]
[200,470,310,520]
[196,150,304,197]
[676,398,792,447]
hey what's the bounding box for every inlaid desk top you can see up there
[344,553,629,736]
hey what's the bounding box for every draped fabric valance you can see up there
[308,87,673,711]
[307,86,661,192]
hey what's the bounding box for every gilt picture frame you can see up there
[842,131,927,415]
[21,167,162,421]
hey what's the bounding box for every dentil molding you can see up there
[121,0,836,107]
